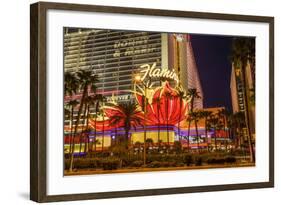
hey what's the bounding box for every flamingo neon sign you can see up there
[139,62,179,84]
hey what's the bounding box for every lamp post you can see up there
[134,75,147,165]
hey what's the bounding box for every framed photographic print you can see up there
[30,1,274,202]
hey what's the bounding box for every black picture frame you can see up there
[30,1,274,202]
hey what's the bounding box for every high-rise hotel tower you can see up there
[64,28,203,108]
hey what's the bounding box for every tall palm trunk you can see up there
[69,105,74,155]
[84,105,90,153]
[69,86,88,172]
[79,102,88,154]
[178,100,182,143]
[157,100,160,150]
[94,115,97,152]
[204,117,209,152]
[195,120,200,152]
[94,103,98,153]
[114,125,118,146]
[186,99,194,152]
[102,113,105,152]
[166,97,169,151]
[186,119,191,152]
[125,127,130,149]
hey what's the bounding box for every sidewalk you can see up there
[65,163,255,176]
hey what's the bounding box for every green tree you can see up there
[65,100,79,155]
[233,111,246,149]
[208,114,223,151]
[189,111,202,152]
[185,88,201,152]
[64,72,79,155]
[175,87,187,144]
[82,95,96,153]
[163,92,173,148]
[200,110,213,152]
[110,101,143,149]
[153,96,162,150]
[64,72,78,96]
[217,108,229,151]
[69,69,99,172]
[92,94,104,153]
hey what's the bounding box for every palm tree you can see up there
[208,114,223,151]
[217,108,229,151]
[92,139,101,152]
[226,113,235,150]
[93,94,104,153]
[189,111,202,152]
[100,109,106,152]
[187,88,201,111]
[64,72,78,96]
[83,95,96,153]
[160,91,173,150]
[110,101,143,149]
[185,88,201,152]
[66,100,79,155]
[233,111,246,149]
[64,72,78,155]
[112,115,122,146]
[153,96,161,150]
[69,69,99,172]
[200,110,213,152]
[163,92,172,148]
[176,87,187,143]
[100,96,107,152]
[231,38,255,162]
[78,96,90,154]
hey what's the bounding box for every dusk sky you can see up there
[190,34,233,111]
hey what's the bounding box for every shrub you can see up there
[147,161,161,168]
[88,158,101,168]
[161,161,170,167]
[121,155,139,167]
[101,157,120,170]
[184,155,193,166]
[194,156,203,166]
[168,161,177,167]
[177,162,185,167]
[225,156,236,163]
[131,160,143,167]
[64,159,70,170]
[74,159,91,169]
[207,157,225,164]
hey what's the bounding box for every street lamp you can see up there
[134,75,147,165]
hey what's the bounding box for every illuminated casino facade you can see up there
[64,28,210,152]
[64,28,203,106]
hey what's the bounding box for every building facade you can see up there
[230,61,256,141]
[64,28,203,106]
[64,28,204,152]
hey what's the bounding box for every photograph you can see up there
[63,28,256,176]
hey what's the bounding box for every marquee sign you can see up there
[113,33,158,58]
